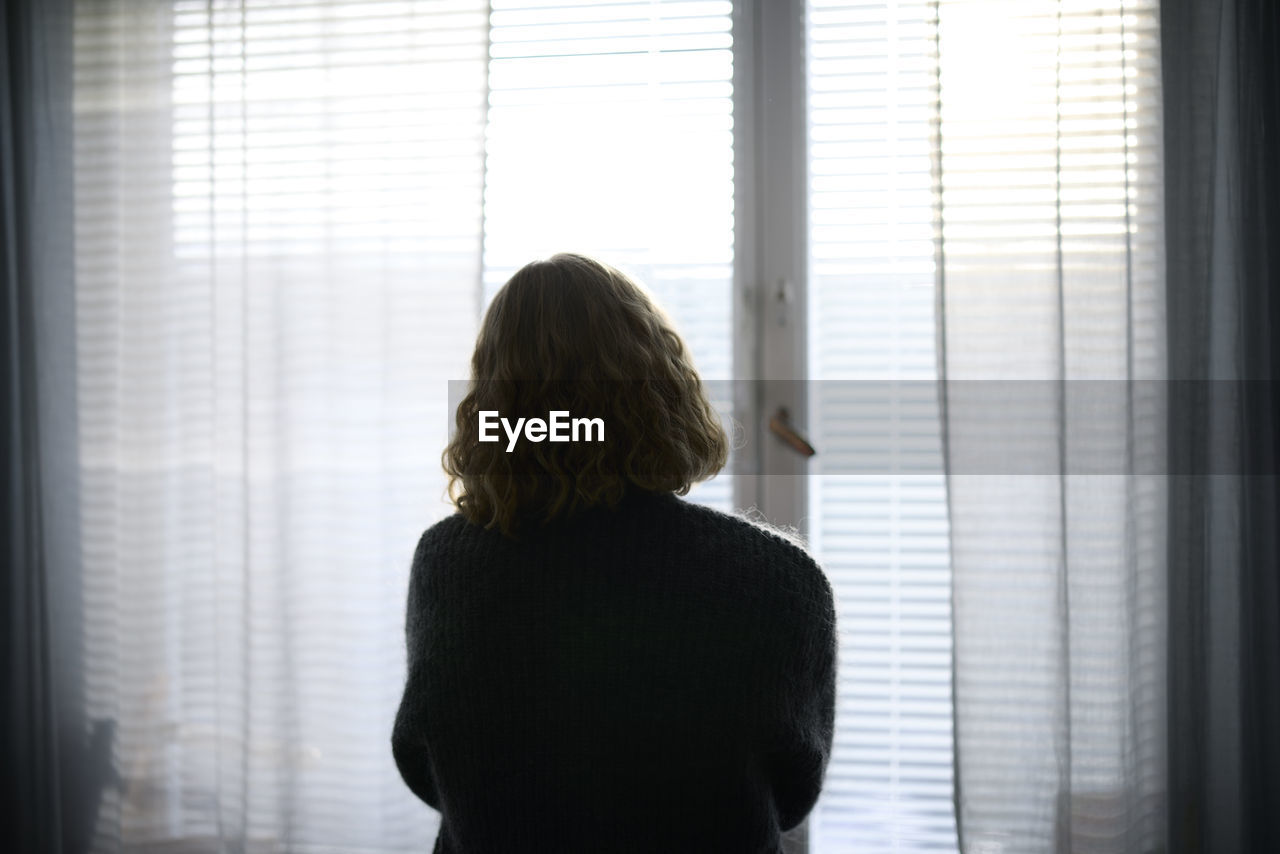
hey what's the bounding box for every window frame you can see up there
[731,0,812,526]
[732,2,814,850]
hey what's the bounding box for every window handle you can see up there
[768,407,816,458]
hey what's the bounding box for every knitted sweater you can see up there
[391,488,838,854]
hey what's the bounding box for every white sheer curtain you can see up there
[935,1,1167,852]
[72,0,736,850]
[73,1,486,849]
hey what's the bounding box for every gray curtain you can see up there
[1163,0,1279,852]
[1,0,104,851]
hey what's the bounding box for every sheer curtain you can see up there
[73,1,487,849]
[935,1,1167,852]
[72,0,738,850]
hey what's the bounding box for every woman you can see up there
[391,253,837,853]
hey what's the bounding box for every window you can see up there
[481,0,737,511]
[72,1,1160,851]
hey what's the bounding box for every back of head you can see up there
[443,253,728,537]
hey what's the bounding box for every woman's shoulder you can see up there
[660,496,827,582]
[660,497,834,628]
[410,512,471,565]
[662,494,809,554]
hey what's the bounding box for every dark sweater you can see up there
[391,488,837,853]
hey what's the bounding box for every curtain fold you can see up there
[937,1,1168,851]
[1162,0,1280,851]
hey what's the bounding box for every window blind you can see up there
[805,0,957,850]
[481,0,737,510]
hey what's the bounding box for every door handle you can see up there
[768,407,816,458]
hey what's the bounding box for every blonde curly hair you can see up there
[443,252,728,537]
